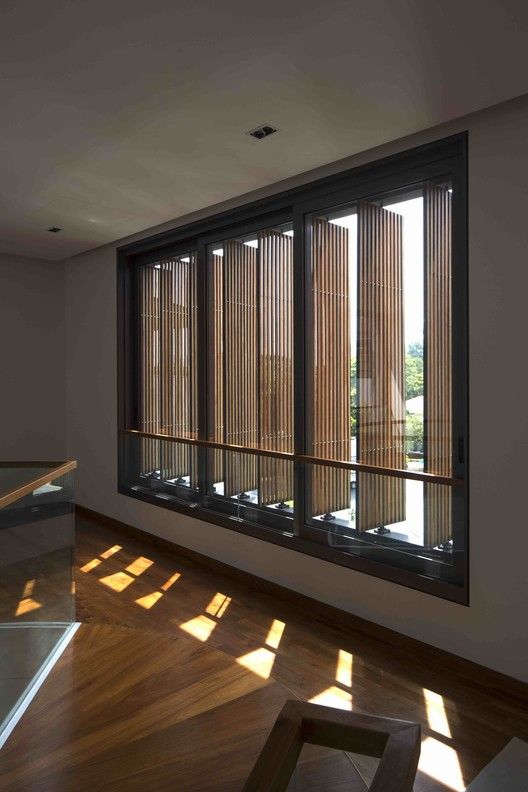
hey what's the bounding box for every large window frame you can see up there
[118,133,468,604]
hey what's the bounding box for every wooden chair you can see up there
[242,700,421,792]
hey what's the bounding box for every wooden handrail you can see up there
[121,429,463,487]
[242,700,420,792]
[0,460,77,510]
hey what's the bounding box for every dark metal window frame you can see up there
[117,132,469,605]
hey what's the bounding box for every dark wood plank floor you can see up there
[3,510,528,790]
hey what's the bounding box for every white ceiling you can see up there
[1,0,527,260]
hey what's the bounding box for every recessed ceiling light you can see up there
[247,124,278,140]
[47,227,62,233]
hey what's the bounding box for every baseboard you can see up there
[75,503,528,706]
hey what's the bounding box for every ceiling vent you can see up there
[247,124,278,140]
[47,227,62,233]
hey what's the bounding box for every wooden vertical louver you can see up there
[210,231,294,505]
[210,252,225,487]
[357,202,406,531]
[258,230,294,506]
[138,256,198,485]
[139,262,160,473]
[311,217,351,517]
[424,183,453,547]
[223,240,259,497]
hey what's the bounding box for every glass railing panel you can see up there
[0,463,76,743]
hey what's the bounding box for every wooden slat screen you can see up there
[258,229,294,506]
[223,240,259,497]
[210,252,225,486]
[210,232,294,505]
[357,202,406,531]
[311,217,351,516]
[424,184,453,547]
[139,263,160,473]
[138,256,198,485]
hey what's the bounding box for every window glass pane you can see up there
[202,448,294,530]
[307,182,453,555]
[119,136,466,601]
[121,434,199,504]
[304,463,461,582]
[138,254,198,441]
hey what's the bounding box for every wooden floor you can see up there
[2,511,528,790]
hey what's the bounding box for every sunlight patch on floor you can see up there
[135,591,164,609]
[161,572,181,591]
[99,572,135,592]
[336,649,353,687]
[423,688,452,738]
[15,597,42,616]
[22,580,36,597]
[420,736,465,791]
[236,647,276,679]
[100,545,122,559]
[265,619,285,649]
[179,615,217,642]
[205,593,231,618]
[309,686,353,709]
[126,556,154,576]
[80,558,102,573]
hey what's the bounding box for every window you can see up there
[118,134,468,603]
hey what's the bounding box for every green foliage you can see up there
[407,341,423,359]
[405,412,424,453]
[406,342,424,400]
[350,344,424,436]
[405,355,423,400]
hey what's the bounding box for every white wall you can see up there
[64,94,528,683]
[0,253,66,459]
